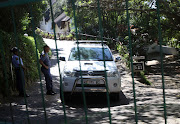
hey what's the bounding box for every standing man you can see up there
[11,47,29,97]
[40,45,56,95]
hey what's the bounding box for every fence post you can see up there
[49,0,67,123]
[156,0,167,124]
[71,0,88,123]
[29,5,48,124]
[125,0,138,124]
[11,7,30,124]
[97,0,112,123]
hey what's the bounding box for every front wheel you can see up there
[60,88,71,104]
[110,92,120,102]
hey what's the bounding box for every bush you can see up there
[139,71,152,85]
[116,43,130,67]
[35,28,41,34]
[167,38,180,49]
[44,33,48,38]
[0,31,46,96]
[60,34,65,40]
[66,33,73,40]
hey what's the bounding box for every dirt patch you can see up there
[146,56,180,89]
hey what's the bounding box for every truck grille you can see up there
[75,78,106,87]
[75,71,105,77]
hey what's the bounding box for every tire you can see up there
[60,88,71,104]
[110,92,120,102]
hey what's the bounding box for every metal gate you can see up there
[0,0,175,124]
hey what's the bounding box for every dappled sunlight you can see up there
[0,40,179,124]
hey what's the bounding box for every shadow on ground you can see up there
[64,91,129,108]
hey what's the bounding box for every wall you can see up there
[39,17,53,33]
[55,21,70,34]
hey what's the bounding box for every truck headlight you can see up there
[64,71,75,77]
[107,71,119,77]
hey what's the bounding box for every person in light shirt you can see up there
[40,45,56,95]
[11,47,29,97]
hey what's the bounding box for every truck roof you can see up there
[73,40,109,48]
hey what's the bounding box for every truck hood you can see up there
[64,61,117,71]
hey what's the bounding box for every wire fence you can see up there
[0,0,168,124]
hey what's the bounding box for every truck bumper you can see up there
[62,76,121,93]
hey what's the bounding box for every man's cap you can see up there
[11,47,21,53]
[44,45,50,48]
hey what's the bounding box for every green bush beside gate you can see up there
[0,30,46,96]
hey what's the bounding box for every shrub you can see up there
[116,43,130,67]
[167,38,180,49]
[44,33,48,38]
[35,28,41,34]
[139,71,152,85]
[0,31,46,96]
[40,31,45,37]
[66,33,73,40]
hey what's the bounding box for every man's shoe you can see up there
[19,93,23,97]
[19,93,30,97]
[26,94,30,97]
[46,91,55,95]
[51,90,57,94]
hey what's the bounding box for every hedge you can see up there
[0,30,46,96]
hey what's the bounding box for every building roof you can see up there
[62,16,70,22]
[54,12,70,27]
[54,12,66,23]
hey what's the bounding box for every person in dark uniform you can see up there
[40,45,56,95]
[11,47,29,97]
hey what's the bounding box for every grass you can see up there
[139,71,152,85]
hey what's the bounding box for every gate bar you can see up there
[0,34,9,98]
[49,0,67,123]
[156,0,167,123]
[71,0,88,123]
[0,0,42,8]
[97,0,112,123]
[9,103,14,124]
[11,7,30,124]
[29,4,48,124]
[0,35,12,124]
[125,0,138,124]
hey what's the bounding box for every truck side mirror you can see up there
[59,57,66,61]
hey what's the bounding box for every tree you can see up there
[0,1,47,34]
[64,0,179,47]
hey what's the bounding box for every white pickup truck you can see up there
[60,41,121,101]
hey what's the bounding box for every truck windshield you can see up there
[69,47,113,61]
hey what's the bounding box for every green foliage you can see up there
[167,38,180,49]
[51,0,66,19]
[21,13,31,31]
[35,28,41,34]
[0,30,46,96]
[0,1,48,96]
[139,71,152,85]
[60,34,65,40]
[0,1,47,34]
[49,34,54,39]
[66,33,74,40]
[116,43,130,67]
[64,0,179,54]
[44,33,49,38]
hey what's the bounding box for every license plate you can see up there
[85,80,97,84]
[77,79,104,84]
